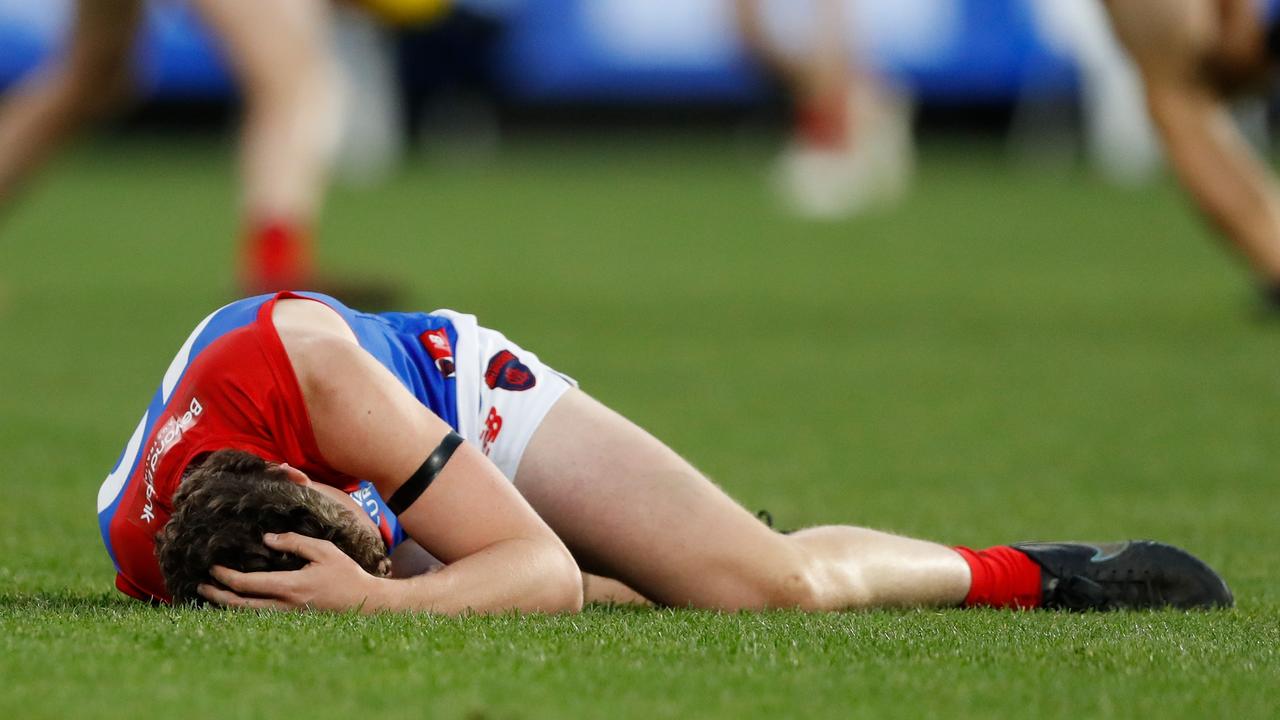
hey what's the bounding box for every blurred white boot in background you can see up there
[775,78,914,219]
[738,0,917,220]
[332,3,405,187]
[1026,0,1161,185]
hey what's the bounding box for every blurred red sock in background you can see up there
[242,219,313,293]
[795,87,852,150]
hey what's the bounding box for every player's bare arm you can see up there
[200,299,583,614]
[389,538,652,606]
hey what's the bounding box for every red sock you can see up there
[242,219,313,293]
[953,545,1044,609]
[795,89,852,150]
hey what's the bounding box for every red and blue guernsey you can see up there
[96,292,460,603]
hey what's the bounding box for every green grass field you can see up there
[1,133,1277,719]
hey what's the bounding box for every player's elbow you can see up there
[532,539,584,614]
[540,538,586,609]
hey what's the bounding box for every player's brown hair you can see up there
[156,449,391,605]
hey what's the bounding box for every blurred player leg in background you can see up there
[0,0,142,206]
[1102,0,1280,304]
[1024,0,1160,186]
[193,0,340,294]
[734,0,913,220]
[0,0,445,303]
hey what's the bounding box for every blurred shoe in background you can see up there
[775,78,914,219]
[735,0,916,221]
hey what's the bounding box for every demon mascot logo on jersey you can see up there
[485,350,536,391]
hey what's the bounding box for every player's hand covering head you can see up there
[157,450,391,604]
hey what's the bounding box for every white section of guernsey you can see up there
[96,304,227,514]
[432,308,577,481]
[96,413,149,513]
[432,310,481,448]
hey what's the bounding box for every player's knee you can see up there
[713,559,825,611]
[1203,50,1268,97]
[750,546,873,611]
[764,565,824,611]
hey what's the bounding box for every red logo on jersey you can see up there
[419,328,455,378]
[484,350,536,391]
[480,406,503,455]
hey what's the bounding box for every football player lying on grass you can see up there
[99,292,1233,613]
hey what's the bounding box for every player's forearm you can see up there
[368,537,583,615]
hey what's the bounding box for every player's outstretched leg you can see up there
[516,389,971,610]
[517,389,1232,611]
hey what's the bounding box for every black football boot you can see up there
[1011,541,1234,611]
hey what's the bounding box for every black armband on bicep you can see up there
[386,431,464,515]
